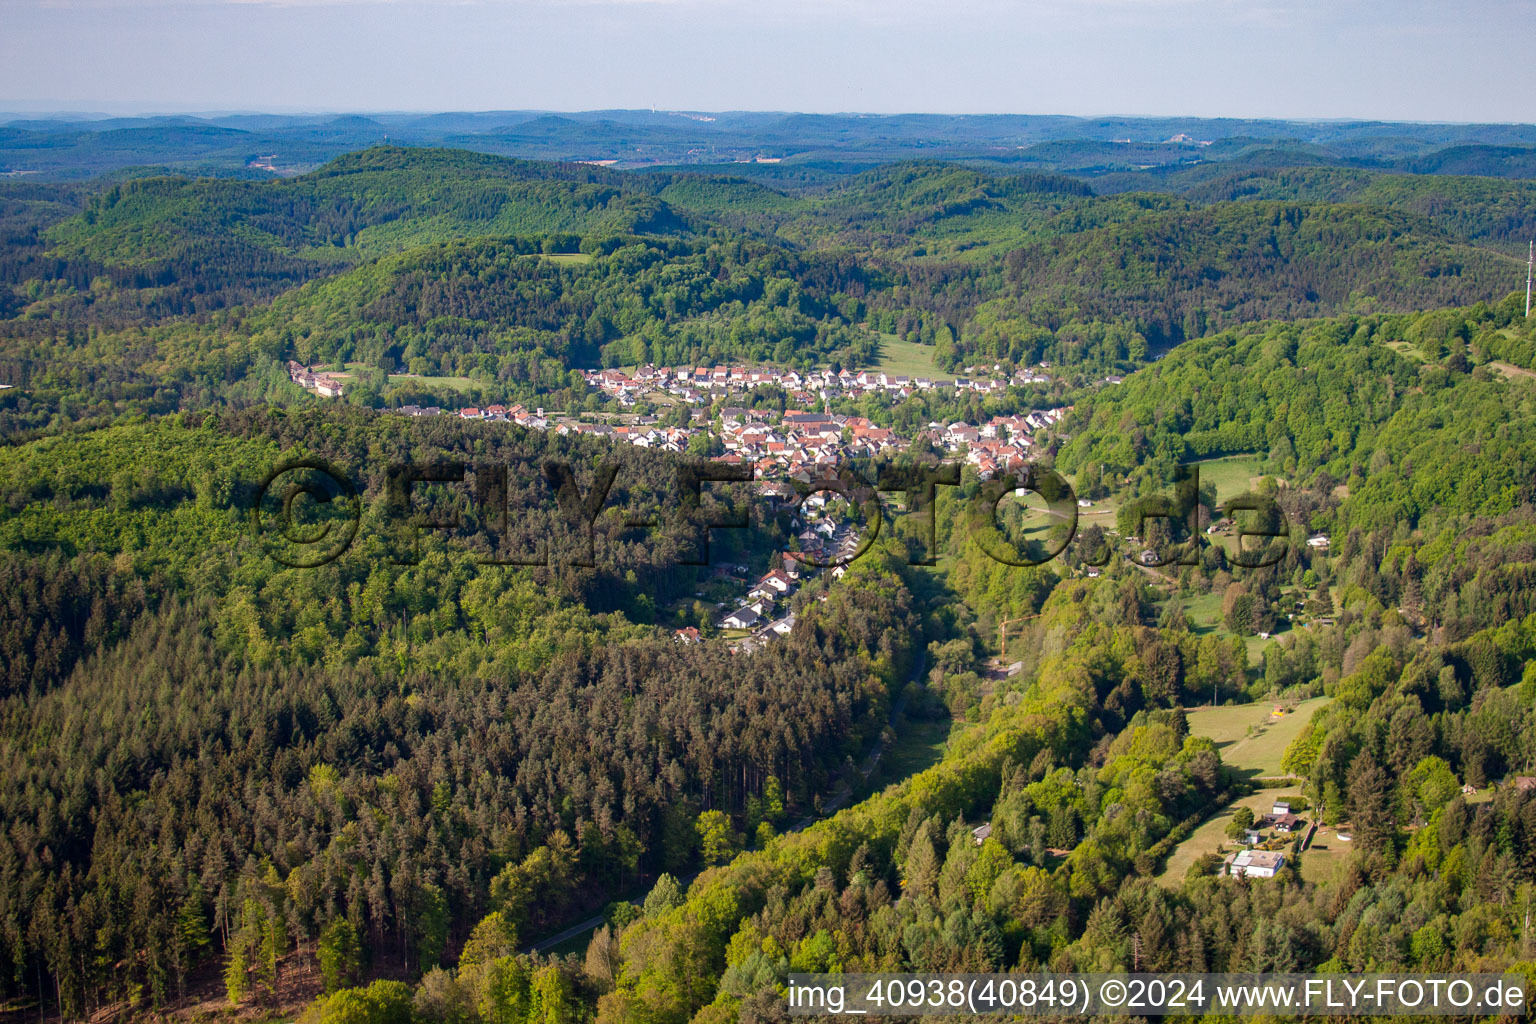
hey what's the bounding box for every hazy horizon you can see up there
[4,0,1534,124]
[4,106,1536,128]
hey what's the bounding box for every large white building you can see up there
[1230,849,1286,878]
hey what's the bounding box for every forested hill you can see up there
[1056,295,1536,529]
[2,146,1532,415]
[1049,297,1536,657]
[662,162,1098,253]
[1179,167,1536,253]
[49,147,683,264]
[252,235,880,381]
[0,403,924,1016]
[23,148,693,311]
[955,201,1522,357]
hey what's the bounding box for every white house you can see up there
[718,606,761,630]
[757,570,794,594]
[1230,850,1285,878]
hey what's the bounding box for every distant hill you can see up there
[45,146,692,260]
[954,200,1523,359]
[18,147,693,315]
[251,233,877,375]
[4,145,1531,378]
[5,108,1536,180]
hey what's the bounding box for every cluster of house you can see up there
[1240,799,1306,844]
[319,355,1073,490]
[936,408,1068,477]
[793,504,863,570]
[583,361,1055,408]
[705,406,1071,483]
[392,403,699,452]
[718,497,863,654]
[450,403,551,429]
[1228,798,1307,878]
[961,361,1054,384]
[382,396,1074,493]
[573,422,694,452]
[287,362,346,399]
[675,562,808,653]
[713,409,899,474]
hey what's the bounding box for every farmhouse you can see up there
[1258,812,1304,833]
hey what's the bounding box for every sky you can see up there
[1,0,1533,122]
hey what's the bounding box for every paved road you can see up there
[525,648,928,954]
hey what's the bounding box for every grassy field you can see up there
[872,334,954,380]
[1242,634,1272,665]
[331,362,479,394]
[1491,361,1536,381]
[1168,589,1283,667]
[856,715,953,800]
[996,491,1073,553]
[388,373,476,393]
[1191,454,1269,502]
[1157,697,1332,885]
[540,252,592,265]
[1186,695,1331,777]
[1177,591,1224,633]
[1299,827,1353,885]
[1157,786,1301,886]
[1384,339,1427,363]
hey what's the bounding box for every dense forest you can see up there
[3,133,1536,1023]
[0,405,923,1015]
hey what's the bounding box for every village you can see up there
[289,357,1354,664]
[289,359,1071,481]
[581,360,1056,407]
[289,358,1075,655]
